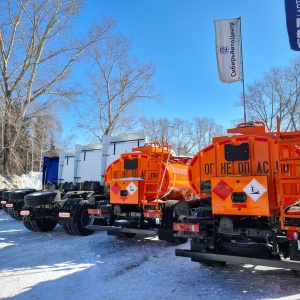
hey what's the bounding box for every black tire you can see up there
[218,239,272,259]
[24,191,60,206]
[30,219,57,232]
[68,204,95,236]
[23,221,36,232]
[173,237,188,244]
[9,189,36,202]
[2,190,15,202]
[8,210,19,220]
[62,223,76,235]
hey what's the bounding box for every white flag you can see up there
[214,18,241,83]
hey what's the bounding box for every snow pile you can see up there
[0,171,42,190]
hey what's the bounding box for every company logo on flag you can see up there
[284,0,300,51]
[214,18,241,83]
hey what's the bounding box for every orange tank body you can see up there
[188,121,300,217]
[105,143,194,205]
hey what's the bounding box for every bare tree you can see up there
[192,117,225,153]
[140,116,225,156]
[75,33,160,141]
[171,118,194,156]
[0,0,115,174]
[238,56,300,131]
[139,117,174,146]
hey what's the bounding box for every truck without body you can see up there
[20,133,147,235]
[174,119,300,275]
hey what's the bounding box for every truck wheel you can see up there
[9,189,36,201]
[218,239,271,259]
[23,221,36,232]
[62,223,76,235]
[69,204,95,236]
[24,191,59,206]
[8,210,19,220]
[30,219,57,232]
[173,237,188,244]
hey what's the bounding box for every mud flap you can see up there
[158,209,177,243]
[290,241,300,261]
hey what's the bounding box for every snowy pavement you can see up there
[1,209,300,300]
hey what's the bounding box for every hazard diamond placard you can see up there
[127,181,138,195]
[243,179,267,201]
[111,182,121,195]
[213,180,233,201]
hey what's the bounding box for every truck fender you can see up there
[61,198,84,216]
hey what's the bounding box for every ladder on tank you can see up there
[142,142,171,214]
[277,117,300,230]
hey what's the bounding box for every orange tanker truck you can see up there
[174,118,300,275]
[88,142,199,243]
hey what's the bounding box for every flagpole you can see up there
[239,17,246,122]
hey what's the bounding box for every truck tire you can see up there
[9,189,36,201]
[30,218,57,232]
[8,210,19,220]
[217,239,272,259]
[23,221,36,232]
[68,204,95,236]
[24,191,59,206]
[62,223,76,235]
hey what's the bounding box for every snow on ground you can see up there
[1,210,300,300]
[0,172,42,190]
[1,173,300,299]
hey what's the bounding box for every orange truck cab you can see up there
[174,120,300,275]
[88,142,199,243]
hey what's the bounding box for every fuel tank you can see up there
[104,143,194,204]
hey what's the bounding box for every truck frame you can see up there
[20,133,147,235]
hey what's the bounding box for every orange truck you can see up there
[174,119,300,275]
[88,142,199,243]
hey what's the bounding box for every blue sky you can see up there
[64,0,295,142]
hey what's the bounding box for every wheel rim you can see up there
[81,208,94,227]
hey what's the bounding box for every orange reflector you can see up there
[88,209,103,215]
[144,211,162,219]
[59,212,71,218]
[173,222,200,232]
[6,203,13,208]
[20,211,30,216]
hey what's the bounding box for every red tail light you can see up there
[59,212,71,218]
[173,222,200,232]
[20,211,30,216]
[287,231,300,240]
[88,209,103,215]
[144,211,162,219]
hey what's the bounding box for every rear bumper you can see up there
[175,248,300,271]
[88,225,158,236]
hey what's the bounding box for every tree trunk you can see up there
[3,108,12,175]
